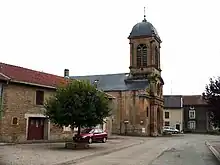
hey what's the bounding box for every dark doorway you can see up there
[27,117,45,140]
[157,108,161,134]
[176,124,180,131]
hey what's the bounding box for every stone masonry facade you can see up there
[108,87,163,137]
[0,82,72,142]
[0,80,116,143]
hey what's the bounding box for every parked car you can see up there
[74,128,108,144]
[169,127,180,134]
[163,126,180,134]
[163,126,172,134]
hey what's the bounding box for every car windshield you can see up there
[170,127,175,130]
[81,129,93,133]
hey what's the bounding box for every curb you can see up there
[0,143,15,146]
[53,140,146,165]
[0,137,124,146]
[205,141,220,162]
[0,140,72,146]
[0,138,124,146]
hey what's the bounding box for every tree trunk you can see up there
[77,125,81,135]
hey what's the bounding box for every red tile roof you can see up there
[0,62,71,88]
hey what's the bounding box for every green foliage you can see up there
[44,80,111,131]
[203,77,220,127]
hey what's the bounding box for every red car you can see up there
[79,128,108,144]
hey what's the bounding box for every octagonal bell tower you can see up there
[128,10,162,79]
[127,8,164,136]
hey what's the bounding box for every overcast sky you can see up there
[0,0,220,95]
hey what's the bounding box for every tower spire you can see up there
[143,7,147,22]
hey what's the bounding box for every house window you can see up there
[12,117,18,125]
[164,121,170,126]
[189,110,195,119]
[165,112,169,119]
[188,121,196,129]
[36,90,44,105]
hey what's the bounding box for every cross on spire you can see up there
[144,7,146,18]
[143,7,147,22]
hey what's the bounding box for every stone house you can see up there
[71,14,164,136]
[0,62,115,142]
[163,95,183,132]
[183,95,211,133]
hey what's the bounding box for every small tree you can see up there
[203,77,220,128]
[44,80,111,136]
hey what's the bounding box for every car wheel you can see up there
[102,137,107,143]
[88,137,92,144]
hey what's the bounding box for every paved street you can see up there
[74,134,220,165]
[0,134,219,165]
[150,134,219,165]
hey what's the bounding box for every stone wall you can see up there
[0,83,3,135]
[0,80,162,141]
[108,90,152,136]
[0,82,116,142]
[103,98,117,136]
[0,83,72,142]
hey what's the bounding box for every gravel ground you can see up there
[0,138,145,165]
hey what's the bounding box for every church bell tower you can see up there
[127,8,164,136]
[128,8,162,80]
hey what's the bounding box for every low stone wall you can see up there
[112,123,149,136]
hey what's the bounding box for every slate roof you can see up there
[0,62,70,88]
[129,20,160,39]
[71,73,149,92]
[164,95,183,108]
[183,95,207,106]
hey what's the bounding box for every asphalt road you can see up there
[74,134,220,165]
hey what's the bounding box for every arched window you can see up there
[142,45,147,67]
[155,47,159,68]
[137,45,142,67]
[136,44,147,68]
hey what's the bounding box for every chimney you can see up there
[64,69,69,78]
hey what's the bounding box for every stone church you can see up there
[70,14,164,137]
